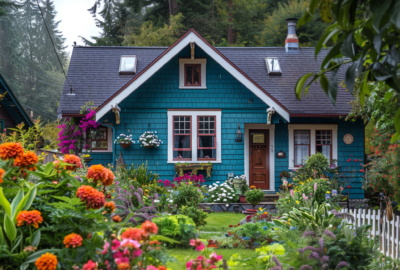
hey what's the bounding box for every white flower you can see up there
[169,200,173,203]
[223,199,227,202]
[226,204,229,207]
[211,195,214,198]
[216,181,220,183]
[154,200,160,203]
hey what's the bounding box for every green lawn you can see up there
[166,248,257,270]
[201,212,246,232]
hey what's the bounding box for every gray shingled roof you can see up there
[58,45,352,115]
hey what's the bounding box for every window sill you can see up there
[179,86,207,89]
[167,160,221,163]
[91,150,113,153]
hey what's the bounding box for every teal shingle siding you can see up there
[90,45,364,199]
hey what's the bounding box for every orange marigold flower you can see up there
[121,228,144,241]
[14,151,38,170]
[0,168,5,184]
[149,240,161,245]
[104,201,116,213]
[158,266,167,270]
[35,253,57,270]
[112,215,122,223]
[87,164,107,183]
[117,263,130,270]
[76,185,105,210]
[17,210,43,228]
[63,154,82,171]
[141,220,158,236]
[103,168,115,186]
[0,142,24,160]
[53,160,60,169]
[63,233,83,248]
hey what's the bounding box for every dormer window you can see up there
[179,58,207,89]
[265,57,282,75]
[119,55,137,74]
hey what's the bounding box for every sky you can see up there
[54,0,101,56]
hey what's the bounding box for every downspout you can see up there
[100,123,116,168]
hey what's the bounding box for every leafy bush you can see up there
[245,188,264,207]
[205,180,238,203]
[152,214,197,247]
[180,205,208,227]
[116,162,159,186]
[172,182,204,208]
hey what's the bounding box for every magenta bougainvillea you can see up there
[57,110,99,154]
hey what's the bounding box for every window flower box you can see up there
[174,163,213,178]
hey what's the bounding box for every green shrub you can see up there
[173,183,203,208]
[152,214,197,247]
[180,206,208,227]
[245,188,264,208]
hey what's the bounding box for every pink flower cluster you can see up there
[174,173,205,186]
[57,110,99,153]
[186,253,222,270]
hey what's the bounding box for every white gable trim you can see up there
[96,31,290,121]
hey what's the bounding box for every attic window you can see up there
[119,55,137,74]
[265,57,282,75]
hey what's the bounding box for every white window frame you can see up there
[84,125,113,153]
[265,57,282,75]
[119,55,137,74]
[167,110,221,163]
[288,124,337,169]
[179,58,207,89]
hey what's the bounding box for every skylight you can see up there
[265,57,282,75]
[119,55,137,74]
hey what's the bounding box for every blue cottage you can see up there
[58,22,365,199]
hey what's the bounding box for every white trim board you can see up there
[288,124,338,169]
[244,124,275,192]
[167,110,222,163]
[96,31,290,122]
[179,58,207,89]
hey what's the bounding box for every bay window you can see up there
[168,110,221,163]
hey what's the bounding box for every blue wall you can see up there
[92,45,365,199]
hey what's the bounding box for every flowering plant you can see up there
[204,180,239,203]
[114,133,135,144]
[138,131,162,148]
[57,109,99,154]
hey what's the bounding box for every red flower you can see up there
[82,260,98,270]
[347,159,351,162]
[348,185,351,188]
[190,239,205,251]
[359,169,364,172]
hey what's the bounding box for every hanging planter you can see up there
[138,130,163,149]
[115,134,135,149]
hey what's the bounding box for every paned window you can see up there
[294,130,310,166]
[173,116,192,160]
[90,127,108,150]
[197,116,216,160]
[184,64,201,86]
[316,130,332,160]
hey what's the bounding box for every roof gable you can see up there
[95,29,290,121]
[0,74,33,127]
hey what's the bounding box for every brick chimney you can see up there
[285,18,299,53]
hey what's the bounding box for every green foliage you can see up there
[180,206,208,227]
[1,120,44,150]
[275,202,338,233]
[152,214,197,246]
[117,162,159,186]
[244,188,264,207]
[230,222,268,240]
[172,182,204,208]
[295,0,400,142]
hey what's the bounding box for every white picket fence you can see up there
[338,208,400,259]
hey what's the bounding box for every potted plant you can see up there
[81,153,92,164]
[114,134,135,148]
[233,175,246,194]
[245,188,264,209]
[138,131,162,148]
[279,170,290,181]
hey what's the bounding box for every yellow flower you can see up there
[326,191,330,194]
[288,218,291,222]
[296,200,299,204]
[259,207,263,211]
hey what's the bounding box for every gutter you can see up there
[100,123,116,168]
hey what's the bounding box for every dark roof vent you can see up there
[285,18,299,54]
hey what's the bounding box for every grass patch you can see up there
[201,212,245,232]
[166,248,257,270]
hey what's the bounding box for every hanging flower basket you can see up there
[120,142,131,148]
[138,131,163,148]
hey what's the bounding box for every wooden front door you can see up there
[249,129,270,189]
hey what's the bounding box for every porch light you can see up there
[235,123,242,142]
